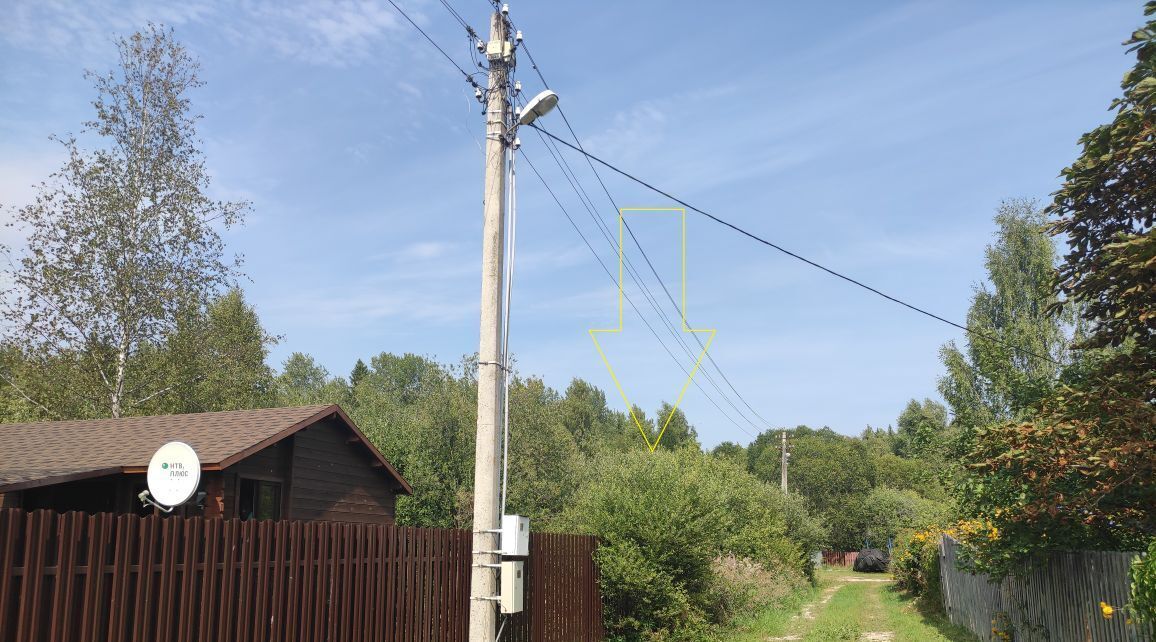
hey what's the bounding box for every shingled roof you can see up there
[0,404,411,494]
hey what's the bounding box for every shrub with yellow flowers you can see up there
[891,526,944,602]
[892,519,1005,609]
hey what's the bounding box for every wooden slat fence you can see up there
[0,509,603,642]
[821,551,858,567]
[939,535,1152,642]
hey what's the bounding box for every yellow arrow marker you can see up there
[589,208,717,452]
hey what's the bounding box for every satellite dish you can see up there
[146,441,201,507]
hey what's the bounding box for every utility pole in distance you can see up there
[469,8,510,642]
[780,431,788,492]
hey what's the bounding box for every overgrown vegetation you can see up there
[558,449,807,639]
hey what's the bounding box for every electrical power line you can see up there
[387,2,785,437]
[384,0,481,89]
[522,116,766,435]
[528,123,1062,367]
[515,88,767,434]
[520,149,758,441]
[513,36,778,432]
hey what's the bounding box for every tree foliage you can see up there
[938,200,1070,435]
[957,4,1156,576]
[144,289,276,414]
[893,398,949,459]
[560,449,805,639]
[0,26,247,418]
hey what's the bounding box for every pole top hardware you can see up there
[486,40,512,62]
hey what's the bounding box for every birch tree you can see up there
[1,25,246,418]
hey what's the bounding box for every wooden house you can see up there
[0,405,411,524]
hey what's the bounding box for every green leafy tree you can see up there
[626,404,656,448]
[275,353,349,407]
[350,359,370,388]
[0,26,246,418]
[958,5,1156,576]
[144,289,277,414]
[843,487,950,548]
[893,398,949,459]
[504,377,581,527]
[559,378,619,456]
[859,425,896,459]
[653,402,699,451]
[710,441,746,467]
[939,200,1070,435]
[352,354,476,528]
[752,428,875,510]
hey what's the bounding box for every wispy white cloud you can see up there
[584,102,669,164]
[266,285,476,327]
[0,0,422,67]
[228,0,406,67]
[0,0,215,59]
[367,240,458,263]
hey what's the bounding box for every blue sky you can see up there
[0,1,1141,448]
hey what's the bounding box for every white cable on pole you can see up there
[499,104,517,519]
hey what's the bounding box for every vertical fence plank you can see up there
[46,512,78,642]
[218,518,236,642]
[105,515,135,641]
[16,511,52,642]
[269,520,288,642]
[178,517,201,642]
[373,525,386,642]
[0,509,23,642]
[79,513,110,642]
[298,522,316,642]
[198,517,221,642]
[249,520,269,642]
[311,521,329,642]
[154,517,178,640]
[384,523,399,642]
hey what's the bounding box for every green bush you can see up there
[1130,538,1156,633]
[561,448,809,640]
[891,527,942,606]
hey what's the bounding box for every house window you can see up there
[238,478,281,521]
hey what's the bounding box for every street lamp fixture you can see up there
[517,89,559,126]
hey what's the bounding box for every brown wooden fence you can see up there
[821,551,858,567]
[939,535,1152,642]
[0,509,603,642]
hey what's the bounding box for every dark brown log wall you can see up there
[288,419,397,524]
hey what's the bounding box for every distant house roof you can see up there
[0,404,412,495]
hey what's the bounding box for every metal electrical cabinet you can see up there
[500,514,529,557]
[500,560,524,613]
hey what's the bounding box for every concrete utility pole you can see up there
[780,431,788,492]
[469,9,510,642]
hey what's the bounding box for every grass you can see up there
[714,574,821,641]
[713,567,980,642]
[805,582,874,640]
[879,584,978,642]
